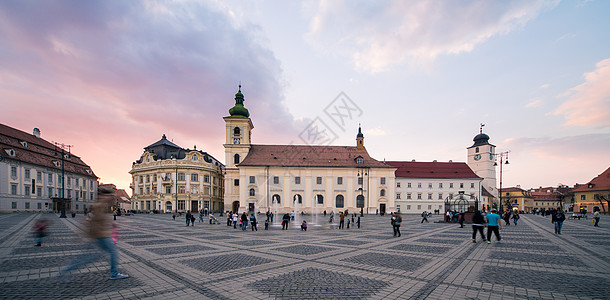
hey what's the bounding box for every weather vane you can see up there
[480,123,485,133]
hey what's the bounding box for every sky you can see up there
[1,0,609,193]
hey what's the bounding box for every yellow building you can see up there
[223,87,396,215]
[499,186,534,213]
[573,166,610,214]
[130,135,224,213]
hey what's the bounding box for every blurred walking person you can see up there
[552,209,566,234]
[471,211,486,243]
[486,209,502,244]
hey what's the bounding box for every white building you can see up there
[466,128,498,210]
[0,124,98,213]
[223,87,396,215]
[387,161,483,214]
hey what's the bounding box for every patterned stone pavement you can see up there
[0,212,608,299]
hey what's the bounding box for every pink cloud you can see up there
[553,58,610,128]
[0,1,300,192]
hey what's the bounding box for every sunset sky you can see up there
[1,0,609,193]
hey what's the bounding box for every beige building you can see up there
[130,135,224,213]
[223,87,396,215]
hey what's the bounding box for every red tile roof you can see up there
[573,166,610,192]
[238,145,393,168]
[384,161,480,179]
[0,123,97,178]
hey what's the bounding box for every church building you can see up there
[223,87,396,215]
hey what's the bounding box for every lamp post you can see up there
[357,168,366,217]
[493,151,510,214]
[55,142,71,218]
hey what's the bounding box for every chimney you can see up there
[33,128,41,138]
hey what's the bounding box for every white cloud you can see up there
[553,58,610,128]
[364,126,388,137]
[305,0,557,73]
[540,83,551,89]
[526,97,543,108]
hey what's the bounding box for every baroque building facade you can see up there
[130,135,224,213]
[223,87,396,215]
[0,124,98,213]
[466,128,498,210]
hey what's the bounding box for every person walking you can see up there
[339,212,345,229]
[227,211,232,226]
[241,212,248,231]
[172,213,176,220]
[33,218,49,247]
[199,210,204,223]
[593,210,600,227]
[329,211,334,223]
[232,212,238,229]
[486,209,502,244]
[512,212,520,226]
[503,211,511,226]
[552,209,566,234]
[421,211,429,223]
[58,185,129,281]
[357,216,361,229]
[250,213,258,231]
[393,212,402,237]
[301,220,308,231]
[282,213,290,230]
[458,212,465,228]
[471,211,486,243]
[185,210,192,226]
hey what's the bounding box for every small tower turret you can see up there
[356,124,364,149]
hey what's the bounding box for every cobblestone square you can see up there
[0,213,608,299]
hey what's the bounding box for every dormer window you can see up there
[588,184,594,188]
[5,149,16,157]
[192,155,198,161]
[86,169,92,175]
[53,161,61,167]
[356,157,363,164]
[146,156,150,162]
[64,154,70,159]
[20,141,27,147]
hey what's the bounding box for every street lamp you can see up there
[493,151,510,214]
[357,169,366,216]
[55,142,71,218]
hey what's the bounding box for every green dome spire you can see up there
[228,84,250,118]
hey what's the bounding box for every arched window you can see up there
[249,188,255,196]
[336,195,344,208]
[272,194,281,204]
[234,154,240,164]
[475,147,479,153]
[317,194,324,204]
[234,127,241,136]
[380,189,386,197]
[294,194,302,204]
[192,155,198,161]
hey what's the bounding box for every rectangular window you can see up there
[249,176,255,184]
[428,205,432,210]
[295,177,301,184]
[234,179,240,186]
[178,186,185,194]
[316,177,322,184]
[381,177,386,185]
[337,177,343,185]
[396,204,400,211]
[418,183,422,188]
[90,192,94,200]
[166,186,172,194]
[417,205,421,210]
[11,166,17,177]
[460,183,464,188]
[146,187,150,194]
[178,173,185,181]
[191,174,199,181]
[204,175,210,183]
[396,193,401,199]
[450,183,454,188]
[67,177,71,187]
[358,177,363,185]
[428,183,432,188]
[438,193,443,200]
[407,193,412,199]
[397,182,401,188]
[449,193,453,199]
[25,202,30,209]
[204,187,210,195]
[273,176,279,184]
[407,205,411,210]
[24,185,30,196]
[439,183,443,188]
[428,193,432,200]
[12,202,17,209]
[48,173,53,183]
[37,187,42,197]
[25,169,30,179]
[471,183,475,188]
[190,186,198,194]
[407,182,411,188]
[48,187,53,197]
[67,190,71,198]
[439,205,442,210]
[37,171,42,181]
[37,203,42,209]
[417,193,422,200]
[580,195,585,200]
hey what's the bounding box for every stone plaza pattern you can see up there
[0,213,608,299]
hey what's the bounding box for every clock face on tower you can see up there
[474,154,481,161]
[233,138,240,144]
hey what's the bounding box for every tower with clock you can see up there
[467,124,498,200]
